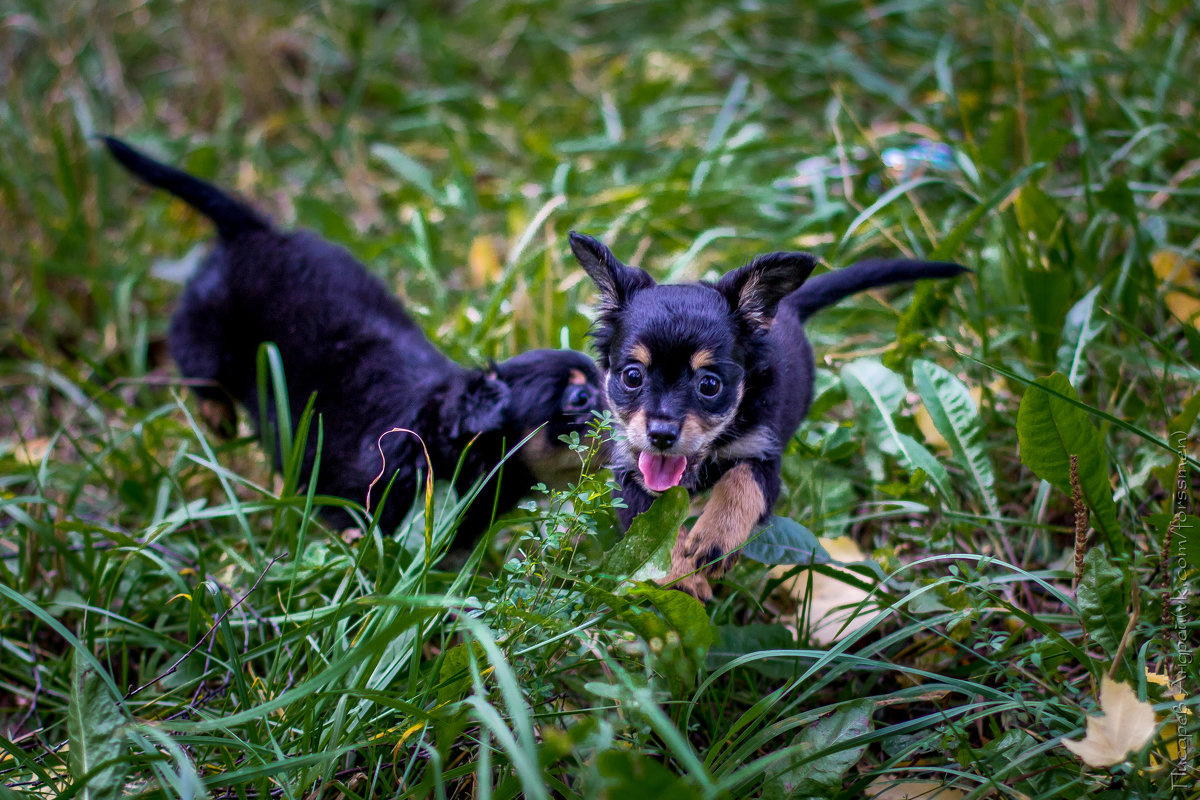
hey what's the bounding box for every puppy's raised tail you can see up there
[786,258,969,321]
[103,136,269,239]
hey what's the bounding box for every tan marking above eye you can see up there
[629,342,652,366]
[568,369,588,385]
[690,349,716,371]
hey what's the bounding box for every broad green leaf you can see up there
[893,433,950,496]
[601,487,689,579]
[1055,286,1105,385]
[706,623,798,680]
[1096,177,1136,220]
[437,642,486,706]
[843,359,948,496]
[762,699,875,798]
[1016,373,1120,544]
[741,516,830,566]
[623,585,715,689]
[842,359,905,430]
[912,360,1000,523]
[1014,181,1061,239]
[1169,390,1200,438]
[67,649,125,800]
[596,750,695,800]
[1076,547,1128,658]
[633,585,716,659]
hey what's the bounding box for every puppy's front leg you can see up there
[667,460,777,601]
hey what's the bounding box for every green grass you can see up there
[2,0,1199,797]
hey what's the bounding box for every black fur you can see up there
[571,230,966,600]
[107,136,606,541]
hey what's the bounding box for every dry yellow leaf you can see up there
[866,777,966,799]
[468,235,502,288]
[770,536,881,646]
[914,406,948,451]
[1061,677,1158,767]
[8,437,52,466]
[1151,250,1200,325]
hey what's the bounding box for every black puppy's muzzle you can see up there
[647,418,681,451]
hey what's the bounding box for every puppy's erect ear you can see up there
[716,252,817,329]
[569,231,656,315]
[448,373,512,440]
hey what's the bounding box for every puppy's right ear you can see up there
[569,232,656,315]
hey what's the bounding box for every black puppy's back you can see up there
[764,257,969,448]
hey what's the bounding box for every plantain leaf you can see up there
[67,649,126,800]
[1016,373,1120,545]
[596,750,695,800]
[1076,547,1128,658]
[623,584,715,690]
[741,516,830,566]
[762,699,875,798]
[706,623,799,679]
[913,360,1001,524]
[843,359,948,496]
[602,487,689,580]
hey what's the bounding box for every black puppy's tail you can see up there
[786,258,968,321]
[103,136,269,239]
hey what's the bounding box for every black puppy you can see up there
[570,232,966,600]
[105,136,605,542]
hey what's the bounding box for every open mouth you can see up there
[636,451,688,492]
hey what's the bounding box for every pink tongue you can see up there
[637,452,688,492]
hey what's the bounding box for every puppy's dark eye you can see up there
[563,386,591,411]
[697,374,722,398]
[621,365,644,389]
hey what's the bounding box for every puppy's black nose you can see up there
[647,419,680,450]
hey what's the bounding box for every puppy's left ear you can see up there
[717,252,817,329]
[449,373,512,439]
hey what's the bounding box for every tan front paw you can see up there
[664,535,713,602]
[666,569,713,603]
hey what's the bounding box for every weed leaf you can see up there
[67,649,125,800]
[706,623,798,679]
[1016,373,1120,545]
[1055,286,1105,384]
[913,360,1001,523]
[1075,547,1128,658]
[601,487,689,579]
[596,750,695,799]
[762,699,875,798]
[844,359,948,495]
[741,516,830,566]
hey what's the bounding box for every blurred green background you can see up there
[2,0,1198,796]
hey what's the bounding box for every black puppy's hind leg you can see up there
[169,259,237,437]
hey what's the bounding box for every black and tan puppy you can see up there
[105,136,605,543]
[570,232,965,600]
